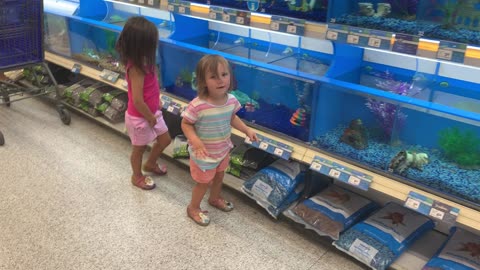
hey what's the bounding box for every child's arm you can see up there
[129,66,156,127]
[231,115,258,142]
[181,119,207,158]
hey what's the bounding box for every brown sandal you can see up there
[208,198,234,212]
[142,164,167,176]
[187,206,210,226]
[131,175,156,190]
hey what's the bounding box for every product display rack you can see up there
[43,0,480,269]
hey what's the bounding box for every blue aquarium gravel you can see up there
[312,126,480,205]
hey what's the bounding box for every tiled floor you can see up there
[0,97,368,270]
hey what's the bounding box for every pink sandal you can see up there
[131,175,156,190]
[187,206,210,226]
[142,163,167,176]
[208,198,234,212]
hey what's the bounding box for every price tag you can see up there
[429,208,445,220]
[347,34,359,44]
[167,106,174,113]
[167,0,190,15]
[270,16,305,36]
[329,169,341,178]
[236,16,245,25]
[326,24,348,43]
[138,0,145,4]
[209,6,223,21]
[405,197,421,210]
[209,11,217,19]
[326,31,338,40]
[222,13,230,22]
[348,175,361,186]
[99,69,119,83]
[121,81,128,89]
[244,133,293,160]
[71,63,82,74]
[404,191,460,225]
[161,95,183,115]
[217,8,251,26]
[309,156,372,191]
[366,30,393,50]
[392,33,419,55]
[437,41,466,63]
[147,0,154,6]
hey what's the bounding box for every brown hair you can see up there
[115,16,158,74]
[195,54,231,99]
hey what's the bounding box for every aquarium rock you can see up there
[388,150,429,175]
[340,119,368,150]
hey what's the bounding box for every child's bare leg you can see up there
[131,145,147,177]
[208,171,224,202]
[144,132,171,169]
[189,183,209,210]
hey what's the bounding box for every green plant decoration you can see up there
[438,127,480,168]
[251,91,260,101]
[179,68,192,83]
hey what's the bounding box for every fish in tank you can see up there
[208,0,329,22]
[310,70,480,207]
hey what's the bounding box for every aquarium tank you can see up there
[160,40,317,142]
[209,0,328,22]
[310,44,480,208]
[329,0,480,46]
[44,13,72,57]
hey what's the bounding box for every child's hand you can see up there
[191,139,208,159]
[246,129,258,142]
[147,116,157,128]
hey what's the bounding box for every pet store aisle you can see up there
[0,97,367,270]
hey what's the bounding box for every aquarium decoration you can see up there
[290,108,307,126]
[340,118,368,150]
[388,150,429,175]
[231,90,260,109]
[176,68,193,88]
[438,127,480,169]
[358,2,392,17]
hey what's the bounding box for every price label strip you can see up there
[161,95,184,115]
[99,69,120,83]
[209,6,223,20]
[367,29,393,50]
[309,156,372,191]
[138,0,158,7]
[167,0,191,15]
[221,8,250,26]
[244,133,293,160]
[392,33,420,55]
[270,16,305,36]
[404,191,460,225]
[326,24,349,43]
[437,41,467,63]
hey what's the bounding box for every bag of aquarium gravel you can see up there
[423,227,480,270]
[172,135,189,159]
[333,202,435,270]
[284,185,377,240]
[242,159,304,217]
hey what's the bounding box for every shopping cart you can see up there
[0,0,70,146]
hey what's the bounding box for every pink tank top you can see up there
[126,62,160,117]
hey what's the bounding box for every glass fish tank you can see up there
[311,46,480,208]
[329,0,480,46]
[44,13,72,57]
[169,18,332,72]
[209,0,328,23]
[160,40,320,142]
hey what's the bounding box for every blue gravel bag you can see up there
[265,181,305,218]
[333,202,435,270]
[285,185,377,240]
[242,159,303,215]
[423,227,480,270]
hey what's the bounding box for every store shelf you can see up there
[304,149,480,231]
[45,52,127,91]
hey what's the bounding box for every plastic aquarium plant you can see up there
[365,74,410,140]
[440,0,470,29]
[438,127,480,168]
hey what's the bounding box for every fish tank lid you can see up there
[44,0,79,16]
